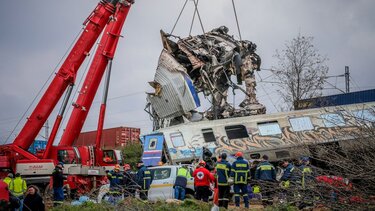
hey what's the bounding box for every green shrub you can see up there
[121,141,143,169]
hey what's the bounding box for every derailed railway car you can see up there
[141,101,375,166]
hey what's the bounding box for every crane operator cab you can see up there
[57,149,78,165]
[98,149,124,171]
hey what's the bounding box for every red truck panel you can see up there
[74,126,140,149]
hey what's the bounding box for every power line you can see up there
[349,75,361,91]
[256,71,280,112]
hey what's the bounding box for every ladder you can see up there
[88,146,95,166]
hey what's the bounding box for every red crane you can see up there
[13,0,117,151]
[0,0,133,194]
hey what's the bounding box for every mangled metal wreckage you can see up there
[146,26,266,129]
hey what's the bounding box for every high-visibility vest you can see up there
[175,167,191,188]
[3,177,12,187]
[11,177,27,197]
[253,185,261,193]
[301,167,312,189]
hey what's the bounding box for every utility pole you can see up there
[345,66,350,93]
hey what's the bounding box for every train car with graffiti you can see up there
[141,101,375,166]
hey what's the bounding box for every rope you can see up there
[231,0,242,41]
[2,28,83,145]
[170,0,188,35]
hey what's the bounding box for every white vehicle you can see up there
[148,165,195,202]
[97,165,196,203]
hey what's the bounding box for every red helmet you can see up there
[235,152,243,157]
[198,160,206,166]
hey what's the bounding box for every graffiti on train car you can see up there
[168,125,359,160]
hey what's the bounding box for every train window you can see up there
[202,128,216,142]
[250,153,260,159]
[225,125,249,139]
[257,121,282,136]
[148,138,157,150]
[289,117,314,131]
[352,109,375,123]
[275,151,290,159]
[321,113,345,127]
[170,132,185,147]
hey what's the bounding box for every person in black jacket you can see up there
[136,161,152,200]
[122,164,136,197]
[52,162,64,206]
[23,185,45,211]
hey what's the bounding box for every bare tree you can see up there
[273,34,328,110]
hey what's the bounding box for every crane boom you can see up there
[58,2,132,147]
[12,0,118,150]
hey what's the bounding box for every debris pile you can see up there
[147,26,266,128]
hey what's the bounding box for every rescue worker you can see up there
[280,160,297,188]
[215,153,232,209]
[3,173,13,187]
[299,157,314,189]
[122,163,136,197]
[52,162,64,206]
[11,173,27,211]
[136,161,152,200]
[255,155,276,181]
[249,160,261,200]
[107,164,123,191]
[298,157,316,209]
[103,152,113,163]
[107,164,123,204]
[279,160,298,202]
[193,160,215,202]
[0,179,10,210]
[230,152,250,208]
[174,165,191,201]
[254,155,276,203]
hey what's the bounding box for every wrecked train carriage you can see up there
[146,27,266,129]
[141,101,375,166]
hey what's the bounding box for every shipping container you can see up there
[28,140,47,154]
[295,89,375,110]
[74,126,141,149]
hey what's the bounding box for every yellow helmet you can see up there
[114,164,121,170]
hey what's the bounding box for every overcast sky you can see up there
[1,0,374,145]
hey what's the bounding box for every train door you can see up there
[142,134,164,167]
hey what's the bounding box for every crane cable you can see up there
[169,0,206,36]
[2,29,84,145]
[170,0,188,35]
[189,0,205,36]
[231,0,242,41]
